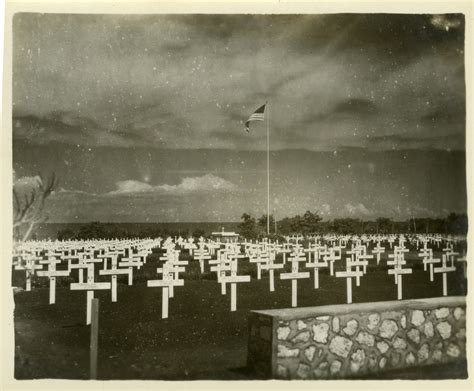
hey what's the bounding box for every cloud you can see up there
[12,13,465,152]
[13,175,42,193]
[430,15,463,31]
[56,188,98,196]
[331,98,378,117]
[344,203,371,216]
[108,174,237,195]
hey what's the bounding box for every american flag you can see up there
[245,103,266,132]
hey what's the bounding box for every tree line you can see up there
[45,212,468,241]
[237,211,468,240]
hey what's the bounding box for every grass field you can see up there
[12,245,468,380]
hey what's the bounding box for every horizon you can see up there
[38,212,466,225]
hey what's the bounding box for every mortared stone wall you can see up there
[247,296,466,379]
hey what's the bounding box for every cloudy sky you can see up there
[12,13,467,222]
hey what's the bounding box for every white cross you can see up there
[99,254,132,302]
[357,246,374,274]
[37,257,70,304]
[219,258,251,311]
[68,253,91,284]
[419,248,441,282]
[335,258,364,304]
[210,259,231,295]
[443,245,459,268]
[346,247,368,286]
[280,252,310,307]
[70,263,111,325]
[193,247,212,273]
[165,255,188,298]
[249,250,270,280]
[325,246,341,276]
[433,254,456,296]
[372,242,385,265]
[305,249,328,290]
[387,246,410,284]
[387,263,413,300]
[118,253,144,286]
[14,255,43,291]
[278,244,292,265]
[259,256,284,292]
[147,262,185,319]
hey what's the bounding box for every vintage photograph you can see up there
[8,8,469,382]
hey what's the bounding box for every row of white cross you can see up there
[148,236,465,315]
[13,239,159,324]
[12,235,466,322]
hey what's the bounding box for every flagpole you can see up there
[267,103,270,236]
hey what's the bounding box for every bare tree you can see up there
[13,173,59,242]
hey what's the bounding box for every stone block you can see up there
[379,356,387,369]
[368,354,378,370]
[417,343,429,362]
[343,319,358,336]
[277,326,291,341]
[423,321,434,338]
[379,319,398,339]
[314,361,328,378]
[350,349,366,373]
[407,328,421,344]
[446,343,461,358]
[453,307,465,321]
[435,307,450,319]
[410,310,425,327]
[330,360,342,375]
[329,336,353,358]
[367,313,380,330]
[390,352,400,366]
[292,330,310,344]
[313,322,330,343]
[432,349,442,361]
[296,363,311,379]
[401,314,407,329]
[376,341,390,354]
[332,316,340,333]
[436,321,452,340]
[297,320,307,330]
[405,352,416,365]
[277,344,299,358]
[304,345,316,362]
[393,337,407,350]
[356,331,375,347]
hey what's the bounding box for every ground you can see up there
[11,245,468,380]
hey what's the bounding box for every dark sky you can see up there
[12,13,467,222]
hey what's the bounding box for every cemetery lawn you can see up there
[12,249,467,380]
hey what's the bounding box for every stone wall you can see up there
[247,296,466,379]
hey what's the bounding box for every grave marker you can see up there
[372,242,385,265]
[280,252,310,307]
[219,259,251,311]
[70,263,111,324]
[37,257,70,304]
[433,254,456,296]
[147,262,185,319]
[335,258,364,304]
[99,254,132,302]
